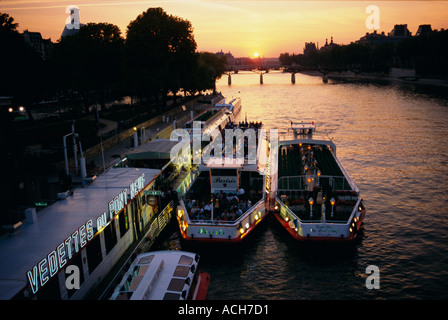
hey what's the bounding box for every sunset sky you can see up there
[2,1,448,57]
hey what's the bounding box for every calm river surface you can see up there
[159,72,448,300]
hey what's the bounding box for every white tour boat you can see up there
[270,121,366,241]
[110,250,210,300]
[214,97,242,117]
[176,119,271,243]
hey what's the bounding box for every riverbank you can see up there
[299,70,448,88]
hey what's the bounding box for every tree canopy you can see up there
[1,8,227,120]
[125,8,198,107]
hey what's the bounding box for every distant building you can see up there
[356,30,388,46]
[319,36,339,51]
[21,30,53,60]
[303,42,317,55]
[415,24,433,37]
[216,50,235,66]
[388,24,412,42]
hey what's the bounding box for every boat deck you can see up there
[279,193,359,222]
[183,171,263,223]
[278,144,350,191]
[277,143,358,222]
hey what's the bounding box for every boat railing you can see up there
[277,132,332,143]
[275,196,361,225]
[99,200,174,300]
[277,174,356,193]
[332,154,360,193]
[180,196,265,227]
[176,168,201,198]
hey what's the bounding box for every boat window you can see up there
[167,278,185,292]
[178,255,194,265]
[138,255,154,265]
[163,292,181,300]
[120,265,149,292]
[173,265,190,278]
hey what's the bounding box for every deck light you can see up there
[240,228,245,234]
[309,197,314,218]
[8,107,13,112]
[285,216,289,222]
[330,197,335,217]
[245,222,250,229]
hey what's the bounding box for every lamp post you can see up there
[330,197,335,218]
[309,197,314,218]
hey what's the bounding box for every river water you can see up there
[159,72,448,300]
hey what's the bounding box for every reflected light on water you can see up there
[166,72,448,299]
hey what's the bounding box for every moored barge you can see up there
[270,121,366,241]
[176,119,271,243]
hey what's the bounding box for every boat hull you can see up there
[176,209,269,244]
[272,209,366,242]
[194,271,211,300]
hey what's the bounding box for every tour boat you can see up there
[110,250,210,300]
[184,98,241,136]
[0,167,176,300]
[270,121,366,241]
[214,97,242,117]
[176,120,271,243]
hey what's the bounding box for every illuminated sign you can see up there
[27,220,94,295]
[26,173,146,295]
[211,176,237,190]
[130,173,145,198]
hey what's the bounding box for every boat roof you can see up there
[126,139,181,160]
[110,250,199,300]
[0,167,160,300]
[215,97,240,107]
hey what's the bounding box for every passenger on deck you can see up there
[229,210,237,220]
[236,207,243,217]
[214,198,220,210]
[204,202,212,216]
[221,209,230,221]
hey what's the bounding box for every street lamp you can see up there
[309,197,314,218]
[330,197,335,218]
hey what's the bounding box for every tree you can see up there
[0,12,44,121]
[50,22,124,114]
[196,52,227,94]
[125,7,197,110]
[0,12,18,31]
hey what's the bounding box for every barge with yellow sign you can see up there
[176,120,271,243]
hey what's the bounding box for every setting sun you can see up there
[253,52,259,58]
